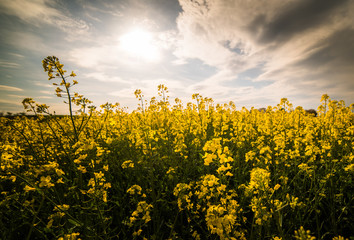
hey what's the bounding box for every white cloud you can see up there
[34,81,53,88]
[8,53,25,58]
[0,0,90,39]
[174,0,265,69]
[0,60,20,68]
[82,1,123,18]
[84,72,128,84]
[36,96,53,99]
[40,90,53,95]
[2,31,49,52]
[68,26,173,70]
[68,42,131,69]
[0,99,23,106]
[0,85,23,92]
[7,94,27,98]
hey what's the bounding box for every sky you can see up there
[0,0,354,114]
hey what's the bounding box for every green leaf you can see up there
[68,218,82,227]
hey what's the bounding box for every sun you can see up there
[119,29,160,62]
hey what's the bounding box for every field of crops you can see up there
[1,57,353,240]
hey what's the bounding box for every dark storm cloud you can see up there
[263,27,354,101]
[295,27,354,91]
[298,28,354,68]
[250,0,350,44]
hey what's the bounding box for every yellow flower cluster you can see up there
[121,160,134,169]
[127,184,142,195]
[203,138,234,176]
[174,171,246,239]
[294,226,316,240]
[173,183,193,211]
[129,201,153,225]
[57,232,81,240]
[85,171,111,202]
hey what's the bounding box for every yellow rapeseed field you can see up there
[0,56,353,239]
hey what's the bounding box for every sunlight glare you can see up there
[119,29,160,62]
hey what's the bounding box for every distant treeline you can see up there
[258,108,317,116]
[0,112,68,119]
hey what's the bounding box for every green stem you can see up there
[10,171,84,229]
[26,195,45,240]
[54,61,78,142]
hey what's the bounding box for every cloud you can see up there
[81,0,124,18]
[174,0,354,107]
[39,90,53,95]
[67,27,174,70]
[251,0,350,44]
[36,96,53,99]
[1,31,49,52]
[0,0,90,39]
[34,81,53,88]
[0,85,23,92]
[7,53,25,58]
[7,94,27,98]
[84,72,130,84]
[68,45,112,69]
[0,60,20,68]
[0,99,23,106]
[296,28,354,70]
[67,39,139,69]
